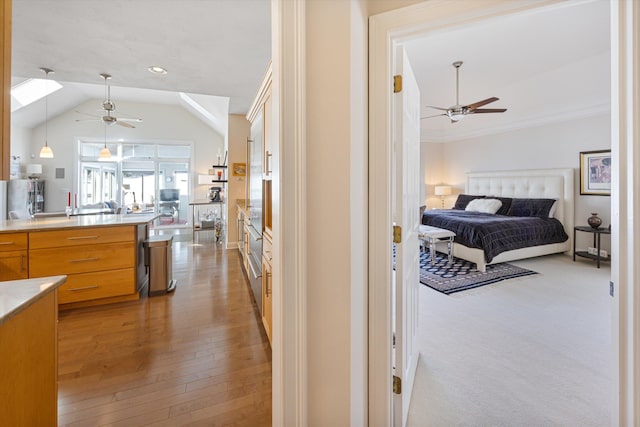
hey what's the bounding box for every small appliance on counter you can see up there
[207,186,222,202]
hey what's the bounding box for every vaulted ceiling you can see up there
[404,0,609,143]
[11,0,271,129]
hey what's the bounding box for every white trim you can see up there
[611,0,640,424]
[246,62,273,124]
[272,0,307,425]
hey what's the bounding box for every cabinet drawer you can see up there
[29,226,134,249]
[58,268,136,304]
[29,242,135,276]
[0,233,28,252]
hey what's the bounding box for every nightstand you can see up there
[573,226,611,268]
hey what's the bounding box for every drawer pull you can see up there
[68,285,99,292]
[0,241,14,245]
[67,235,99,240]
[69,257,99,263]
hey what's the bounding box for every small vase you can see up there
[587,213,602,229]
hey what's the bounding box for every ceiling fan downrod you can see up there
[453,61,463,107]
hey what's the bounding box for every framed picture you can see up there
[580,150,611,196]
[232,162,246,177]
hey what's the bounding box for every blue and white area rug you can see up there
[420,251,538,295]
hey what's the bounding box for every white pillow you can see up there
[465,198,503,214]
[548,199,558,218]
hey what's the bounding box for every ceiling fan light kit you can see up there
[422,61,507,123]
[39,67,55,158]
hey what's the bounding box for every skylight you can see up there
[11,78,62,112]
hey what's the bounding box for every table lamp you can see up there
[434,185,452,209]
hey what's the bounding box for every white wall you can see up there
[421,113,612,251]
[24,99,222,212]
[298,0,425,424]
[9,124,31,178]
[226,114,250,248]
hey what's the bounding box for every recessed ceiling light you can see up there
[148,66,167,75]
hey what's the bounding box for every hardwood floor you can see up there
[57,237,272,426]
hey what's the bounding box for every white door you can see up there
[393,45,421,427]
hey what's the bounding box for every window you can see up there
[79,141,193,227]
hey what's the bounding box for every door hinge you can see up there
[393,375,402,394]
[393,225,402,244]
[610,281,614,297]
[393,75,402,93]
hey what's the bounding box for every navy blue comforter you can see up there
[421,210,569,263]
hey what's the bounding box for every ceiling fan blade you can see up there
[468,108,507,114]
[465,97,499,110]
[420,113,447,120]
[425,105,449,111]
[117,117,143,122]
[75,118,100,122]
[75,110,101,118]
[116,120,135,129]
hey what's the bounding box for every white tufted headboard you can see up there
[465,168,574,239]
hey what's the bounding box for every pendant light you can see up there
[39,68,54,158]
[99,121,111,159]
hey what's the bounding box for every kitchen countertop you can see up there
[0,276,67,326]
[0,213,159,233]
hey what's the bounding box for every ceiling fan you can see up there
[421,61,507,123]
[75,73,142,128]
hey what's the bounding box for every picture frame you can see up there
[580,149,611,196]
[232,162,246,177]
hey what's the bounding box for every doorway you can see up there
[368,0,636,424]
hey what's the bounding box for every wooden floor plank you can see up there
[57,239,272,426]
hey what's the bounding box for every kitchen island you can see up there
[0,214,157,309]
[0,275,67,425]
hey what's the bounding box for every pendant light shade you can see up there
[99,122,111,159]
[99,146,112,159]
[39,145,54,158]
[39,67,54,158]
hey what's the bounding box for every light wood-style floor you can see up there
[57,237,272,426]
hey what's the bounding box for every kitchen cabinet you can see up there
[0,277,66,426]
[29,225,142,308]
[0,232,28,280]
[263,89,273,179]
[262,233,272,344]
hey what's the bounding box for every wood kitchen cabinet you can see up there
[29,225,143,308]
[0,232,28,280]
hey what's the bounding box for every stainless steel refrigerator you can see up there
[8,179,45,219]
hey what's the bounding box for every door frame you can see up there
[369,0,639,424]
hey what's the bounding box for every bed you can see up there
[422,168,574,272]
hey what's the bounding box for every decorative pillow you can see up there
[547,199,558,218]
[465,198,503,214]
[452,194,485,210]
[488,196,513,216]
[508,198,557,218]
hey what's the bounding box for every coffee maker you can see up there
[207,186,222,202]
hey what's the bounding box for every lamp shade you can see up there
[434,185,452,196]
[26,164,42,176]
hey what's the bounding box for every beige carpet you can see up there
[407,253,612,426]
